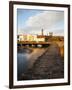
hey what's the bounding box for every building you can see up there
[17,29,50,42]
[17,34,24,41]
[36,35,45,42]
[49,32,53,36]
[17,34,45,42]
[17,34,37,41]
[27,34,36,41]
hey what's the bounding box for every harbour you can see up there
[17,43,64,80]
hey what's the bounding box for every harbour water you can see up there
[17,48,46,80]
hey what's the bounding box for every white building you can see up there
[17,34,45,42]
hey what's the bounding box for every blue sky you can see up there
[17,9,64,36]
[17,9,42,30]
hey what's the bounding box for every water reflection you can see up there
[17,48,31,80]
[17,47,46,80]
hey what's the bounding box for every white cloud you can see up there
[18,11,64,36]
[26,11,64,29]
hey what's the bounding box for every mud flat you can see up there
[17,47,47,80]
[27,48,47,68]
[18,47,48,68]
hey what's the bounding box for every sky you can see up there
[17,9,64,36]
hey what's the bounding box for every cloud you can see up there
[18,10,64,36]
[26,11,64,29]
